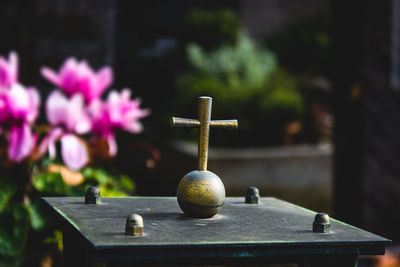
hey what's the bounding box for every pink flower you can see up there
[6,83,40,124]
[60,134,89,171]
[0,51,18,89]
[39,90,91,170]
[38,127,63,160]
[0,92,9,124]
[8,123,36,162]
[89,89,149,156]
[0,51,40,162]
[1,83,40,162]
[39,57,149,169]
[41,58,113,103]
[39,128,88,171]
[46,90,91,134]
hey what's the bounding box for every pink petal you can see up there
[87,99,103,118]
[93,66,113,100]
[74,77,92,100]
[59,58,80,96]
[8,123,36,162]
[8,51,18,84]
[26,87,41,123]
[107,134,117,156]
[37,127,64,159]
[0,58,9,88]
[74,116,91,134]
[61,59,94,98]
[107,90,120,104]
[60,134,88,171]
[78,60,92,72]
[123,121,143,133]
[59,58,79,82]
[0,51,18,88]
[46,90,91,134]
[60,58,78,74]
[7,83,30,121]
[46,90,68,126]
[41,67,61,88]
[98,89,150,134]
[67,94,91,134]
[42,58,112,103]
[120,88,131,100]
[0,94,9,123]
[107,90,124,124]
[88,100,110,136]
[97,67,113,87]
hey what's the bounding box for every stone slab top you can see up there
[42,197,391,261]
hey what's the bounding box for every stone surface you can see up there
[43,196,389,263]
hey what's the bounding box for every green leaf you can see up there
[0,204,29,257]
[82,167,110,185]
[98,187,128,197]
[43,230,63,252]
[0,181,15,212]
[119,175,135,192]
[32,172,69,195]
[25,198,50,231]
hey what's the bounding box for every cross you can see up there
[171,96,238,171]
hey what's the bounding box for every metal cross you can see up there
[171,96,238,171]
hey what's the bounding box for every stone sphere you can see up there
[177,170,225,218]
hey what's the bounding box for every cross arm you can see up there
[171,117,201,128]
[210,120,238,129]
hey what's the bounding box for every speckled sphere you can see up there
[177,170,225,218]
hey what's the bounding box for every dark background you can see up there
[0,0,399,244]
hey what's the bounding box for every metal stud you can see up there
[313,213,331,233]
[125,214,144,236]
[245,186,260,204]
[84,186,101,204]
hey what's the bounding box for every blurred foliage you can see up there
[186,34,276,89]
[183,8,241,51]
[0,157,135,266]
[175,33,303,146]
[0,180,15,212]
[263,10,334,144]
[32,161,135,198]
[0,204,29,257]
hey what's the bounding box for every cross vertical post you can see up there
[198,96,212,171]
[171,96,238,171]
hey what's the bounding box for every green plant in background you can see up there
[175,30,304,146]
[183,8,241,50]
[186,34,276,90]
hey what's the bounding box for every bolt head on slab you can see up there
[85,186,101,204]
[125,214,144,236]
[313,213,331,233]
[245,186,260,204]
[177,170,225,218]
